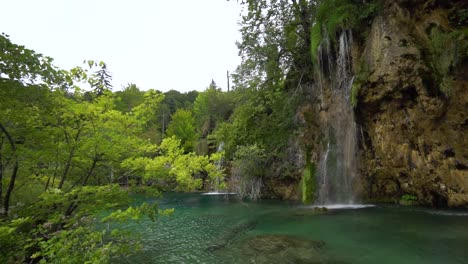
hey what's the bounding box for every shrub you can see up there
[401,194,417,201]
[231,145,267,200]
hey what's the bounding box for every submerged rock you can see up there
[246,234,326,252]
[214,234,340,264]
[206,219,258,252]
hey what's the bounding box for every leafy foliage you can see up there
[0,33,66,88]
[158,89,199,136]
[234,0,316,89]
[121,136,224,192]
[214,87,296,161]
[1,185,163,263]
[114,83,145,113]
[310,0,382,61]
[0,34,217,263]
[231,144,266,200]
[166,109,197,152]
[401,194,417,202]
[193,82,234,137]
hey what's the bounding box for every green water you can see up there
[115,193,468,264]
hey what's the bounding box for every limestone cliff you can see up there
[257,0,467,208]
[353,1,467,207]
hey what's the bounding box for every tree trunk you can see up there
[46,142,61,191]
[82,157,98,186]
[0,136,4,208]
[291,0,312,47]
[58,129,82,189]
[0,122,18,217]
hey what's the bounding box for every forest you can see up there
[1,0,467,263]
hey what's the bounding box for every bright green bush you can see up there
[401,194,417,202]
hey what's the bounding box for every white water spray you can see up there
[315,30,359,205]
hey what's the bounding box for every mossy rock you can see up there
[302,162,316,204]
[399,199,417,206]
[313,206,329,212]
[399,194,418,206]
[215,234,337,264]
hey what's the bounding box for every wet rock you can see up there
[247,235,326,252]
[355,2,468,207]
[448,192,468,208]
[314,207,328,213]
[206,219,258,252]
[216,234,338,264]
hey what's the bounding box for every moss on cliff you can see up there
[301,148,316,204]
[310,0,383,62]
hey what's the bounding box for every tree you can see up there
[231,144,266,200]
[233,0,315,90]
[114,83,145,113]
[86,60,113,96]
[166,109,197,152]
[0,34,165,262]
[158,89,199,136]
[121,136,223,192]
[132,89,164,143]
[0,33,66,216]
[193,83,234,137]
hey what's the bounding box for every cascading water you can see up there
[316,27,334,108]
[315,30,359,205]
[214,142,225,192]
[202,142,235,195]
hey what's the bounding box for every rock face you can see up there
[259,1,467,208]
[354,1,468,207]
[254,93,320,201]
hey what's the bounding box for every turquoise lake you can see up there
[115,193,468,264]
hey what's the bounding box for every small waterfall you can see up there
[315,30,358,205]
[214,142,225,192]
[202,142,236,195]
[316,142,330,203]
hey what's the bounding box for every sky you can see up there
[1,0,243,92]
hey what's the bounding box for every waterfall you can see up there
[315,30,358,205]
[316,27,333,107]
[202,142,236,195]
[214,142,225,192]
